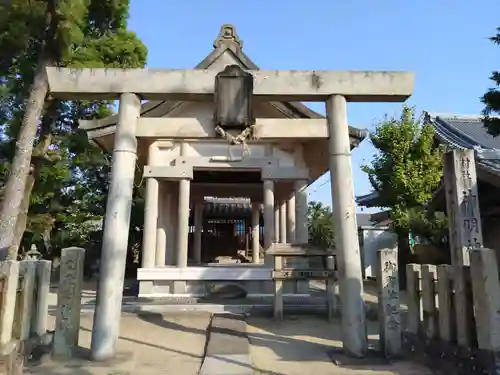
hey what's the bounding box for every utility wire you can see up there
[308,177,330,195]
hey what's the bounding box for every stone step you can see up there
[199,313,254,375]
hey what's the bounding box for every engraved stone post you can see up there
[53,247,85,358]
[444,150,483,265]
[469,248,500,372]
[326,95,366,356]
[31,260,52,337]
[443,149,482,348]
[0,261,19,346]
[376,249,401,357]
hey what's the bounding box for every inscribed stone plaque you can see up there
[53,247,85,358]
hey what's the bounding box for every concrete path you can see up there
[247,316,434,375]
[26,312,211,375]
[23,312,437,375]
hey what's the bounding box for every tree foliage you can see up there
[307,201,335,248]
[0,0,147,260]
[361,106,447,245]
[482,27,500,136]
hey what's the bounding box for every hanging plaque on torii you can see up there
[213,64,256,157]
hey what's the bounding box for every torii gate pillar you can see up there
[327,95,366,355]
[90,93,141,361]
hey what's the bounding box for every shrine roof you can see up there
[356,112,500,208]
[85,24,366,143]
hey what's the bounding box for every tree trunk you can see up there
[8,174,35,258]
[397,230,411,290]
[7,101,57,259]
[0,55,50,260]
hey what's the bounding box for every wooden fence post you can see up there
[53,247,85,358]
[376,248,401,357]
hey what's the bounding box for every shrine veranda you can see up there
[45,25,414,360]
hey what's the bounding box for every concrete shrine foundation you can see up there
[137,266,308,298]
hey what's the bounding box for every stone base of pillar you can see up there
[173,281,187,294]
[138,281,154,297]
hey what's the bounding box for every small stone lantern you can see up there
[214,64,255,130]
[25,244,42,260]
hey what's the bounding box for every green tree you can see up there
[0,0,147,259]
[361,106,446,284]
[307,201,335,248]
[482,27,500,136]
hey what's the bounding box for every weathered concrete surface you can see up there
[47,67,414,102]
[200,314,253,375]
[247,316,434,375]
[27,312,211,374]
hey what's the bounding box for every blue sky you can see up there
[128,0,499,212]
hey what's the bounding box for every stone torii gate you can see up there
[46,55,414,360]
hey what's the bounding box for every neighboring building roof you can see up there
[356,112,500,208]
[426,112,500,176]
[356,213,374,227]
[356,191,383,208]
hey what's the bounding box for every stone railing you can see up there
[0,259,52,373]
[376,247,500,374]
[0,247,85,374]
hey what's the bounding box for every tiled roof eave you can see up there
[431,117,500,176]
